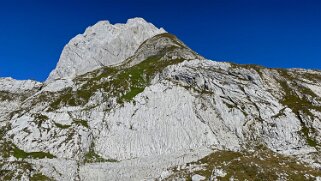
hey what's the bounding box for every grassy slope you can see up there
[166,149,321,180]
[49,56,185,110]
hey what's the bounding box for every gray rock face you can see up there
[46,18,166,82]
[0,77,42,123]
[1,18,321,180]
[0,77,42,93]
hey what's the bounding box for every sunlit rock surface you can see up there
[1,18,321,180]
[46,18,166,82]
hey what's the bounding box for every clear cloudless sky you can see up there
[0,0,321,81]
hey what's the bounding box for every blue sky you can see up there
[0,0,320,81]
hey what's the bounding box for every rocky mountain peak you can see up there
[1,18,321,180]
[123,33,204,67]
[46,17,166,83]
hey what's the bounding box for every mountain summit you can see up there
[1,18,321,180]
[46,18,166,82]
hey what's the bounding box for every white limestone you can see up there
[192,174,206,181]
[46,18,166,82]
[0,77,42,93]
[1,18,321,180]
[95,82,218,160]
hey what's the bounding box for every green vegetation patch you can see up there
[294,70,321,83]
[0,169,15,181]
[0,91,15,101]
[49,88,80,110]
[73,119,89,128]
[54,122,71,129]
[229,63,265,79]
[0,161,33,181]
[166,149,321,181]
[277,70,320,147]
[0,161,53,181]
[1,136,55,159]
[84,142,118,163]
[49,55,185,110]
[84,150,109,163]
[30,173,53,181]
[13,145,55,159]
[33,113,49,127]
[121,87,145,102]
[0,90,32,103]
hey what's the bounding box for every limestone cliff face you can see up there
[46,18,166,82]
[1,18,321,181]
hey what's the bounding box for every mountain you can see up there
[46,18,165,82]
[1,18,321,181]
